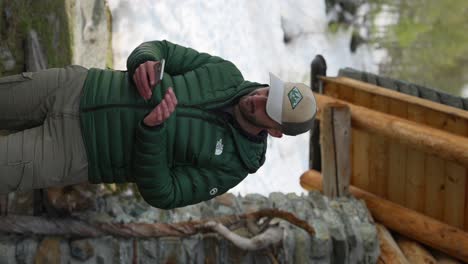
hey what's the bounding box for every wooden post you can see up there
[320,103,351,198]
[309,55,327,171]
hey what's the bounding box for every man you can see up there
[0,40,316,209]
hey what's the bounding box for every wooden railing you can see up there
[316,76,468,230]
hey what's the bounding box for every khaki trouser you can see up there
[0,66,89,194]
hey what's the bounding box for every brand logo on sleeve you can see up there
[209,188,218,196]
[215,139,224,155]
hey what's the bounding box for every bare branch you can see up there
[204,221,283,251]
[0,209,315,238]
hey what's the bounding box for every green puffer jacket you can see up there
[79,40,268,209]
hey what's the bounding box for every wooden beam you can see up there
[320,103,351,198]
[320,76,468,121]
[300,170,468,262]
[314,93,468,167]
[376,224,409,264]
[396,236,437,263]
[433,251,463,264]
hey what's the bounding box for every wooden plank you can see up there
[444,117,467,229]
[376,223,409,264]
[388,98,408,205]
[300,170,468,263]
[333,105,351,197]
[369,94,389,198]
[336,84,354,102]
[351,90,371,191]
[323,82,340,99]
[405,104,426,212]
[321,77,468,121]
[424,155,445,220]
[314,93,468,168]
[424,110,446,221]
[320,104,338,198]
[320,104,352,198]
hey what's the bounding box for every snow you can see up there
[107,0,381,195]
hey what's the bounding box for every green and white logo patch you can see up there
[288,87,303,109]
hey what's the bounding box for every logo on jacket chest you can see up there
[215,139,224,155]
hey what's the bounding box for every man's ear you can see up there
[267,128,283,138]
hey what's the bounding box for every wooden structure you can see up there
[301,170,468,262]
[313,75,468,231]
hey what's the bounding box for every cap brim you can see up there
[267,73,285,124]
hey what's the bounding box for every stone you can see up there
[105,196,134,223]
[158,237,186,263]
[46,13,61,51]
[137,207,163,223]
[0,236,17,264]
[292,228,313,263]
[269,192,291,211]
[333,199,365,263]
[239,193,271,213]
[16,238,38,264]
[1,191,379,263]
[34,237,61,264]
[224,238,254,264]
[321,202,348,264]
[114,238,133,264]
[71,0,111,68]
[360,223,380,262]
[25,30,48,72]
[138,239,158,262]
[7,191,35,215]
[70,239,94,261]
[182,235,204,263]
[289,195,313,219]
[0,46,16,71]
[204,193,241,217]
[309,216,332,260]
[202,234,220,263]
[3,7,12,27]
[169,203,203,222]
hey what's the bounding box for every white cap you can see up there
[266,73,317,136]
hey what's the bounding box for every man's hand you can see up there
[143,88,178,127]
[133,61,161,100]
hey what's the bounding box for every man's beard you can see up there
[239,102,265,128]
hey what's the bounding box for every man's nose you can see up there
[253,94,268,100]
[252,96,268,106]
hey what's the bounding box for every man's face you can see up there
[238,87,281,130]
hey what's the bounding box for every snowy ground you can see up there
[107,0,381,195]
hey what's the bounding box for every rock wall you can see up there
[69,0,111,69]
[0,191,379,263]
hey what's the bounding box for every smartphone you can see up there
[154,59,165,81]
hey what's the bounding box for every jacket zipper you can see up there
[81,103,227,127]
[81,104,153,113]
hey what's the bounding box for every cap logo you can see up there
[288,87,303,109]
